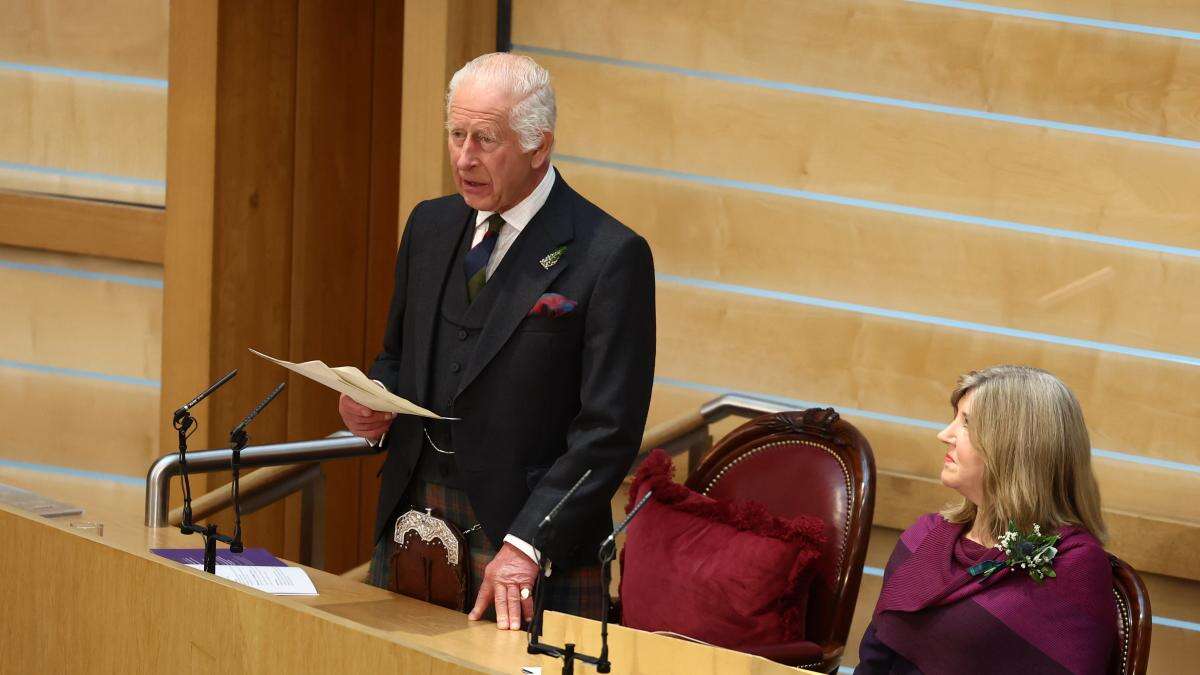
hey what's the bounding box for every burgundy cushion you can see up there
[619,449,826,648]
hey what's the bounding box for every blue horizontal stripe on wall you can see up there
[653,376,1200,476]
[0,259,163,289]
[0,60,168,89]
[1156,616,1200,633]
[514,45,1200,151]
[656,274,1200,369]
[0,160,165,189]
[0,359,159,389]
[0,458,143,486]
[857,564,1200,633]
[555,154,1200,260]
[906,0,1200,42]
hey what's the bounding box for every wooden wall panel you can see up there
[286,0,376,574]
[563,162,1200,358]
[161,0,218,461]
[357,0,405,567]
[0,71,166,205]
[164,0,408,572]
[655,284,1200,467]
[398,0,499,222]
[514,0,1200,141]
[983,0,1200,32]
[0,255,161,380]
[538,54,1200,251]
[0,246,161,477]
[0,0,168,77]
[203,0,300,560]
[0,166,164,207]
[0,193,164,263]
[0,370,158,477]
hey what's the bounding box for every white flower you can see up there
[1033,524,1041,535]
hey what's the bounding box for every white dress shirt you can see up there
[471,164,557,279]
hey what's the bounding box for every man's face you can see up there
[447,80,551,213]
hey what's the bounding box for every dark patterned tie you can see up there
[464,213,505,302]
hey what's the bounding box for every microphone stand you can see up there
[594,489,654,673]
[225,382,286,554]
[526,470,605,675]
[172,370,238,574]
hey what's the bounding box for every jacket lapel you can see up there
[413,200,473,403]
[456,178,575,397]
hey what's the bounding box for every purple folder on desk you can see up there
[151,547,287,567]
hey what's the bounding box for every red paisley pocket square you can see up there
[528,293,577,318]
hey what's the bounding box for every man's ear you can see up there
[530,131,554,170]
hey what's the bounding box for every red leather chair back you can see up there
[1109,554,1151,675]
[685,408,875,663]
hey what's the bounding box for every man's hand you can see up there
[468,542,538,630]
[338,393,394,442]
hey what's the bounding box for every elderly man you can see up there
[338,52,655,630]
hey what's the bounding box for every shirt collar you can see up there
[474,165,557,233]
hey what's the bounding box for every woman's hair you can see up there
[446,52,556,153]
[940,365,1107,542]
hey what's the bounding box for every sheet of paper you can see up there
[186,564,319,596]
[249,348,450,419]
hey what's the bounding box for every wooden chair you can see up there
[1109,554,1152,675]
[684,408,875,673]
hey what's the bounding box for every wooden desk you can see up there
[0,469,805,674]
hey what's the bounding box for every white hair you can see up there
[446,52,556,153]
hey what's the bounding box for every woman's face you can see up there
[937,391,986,504]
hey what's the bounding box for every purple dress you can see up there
[855,513,1116,674]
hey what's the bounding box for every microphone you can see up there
[173,369,238,425]
[594,490,653,673]
[598,489,653,562]
[529,468,593,651]
[229,381,286,443]
[538,468,592,533]
[227,381,286,553]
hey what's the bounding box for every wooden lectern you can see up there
[0,469,810,674]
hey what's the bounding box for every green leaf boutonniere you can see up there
[540,245,567,270]
[968,521,1060,583]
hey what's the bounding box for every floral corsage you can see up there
[968,521,1060,583]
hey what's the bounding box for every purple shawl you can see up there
[869,513,1116,674]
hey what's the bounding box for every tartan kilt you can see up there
[368,479,607,621]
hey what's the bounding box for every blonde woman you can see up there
[855,366,1116,674]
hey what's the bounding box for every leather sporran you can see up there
[388,508,471,611]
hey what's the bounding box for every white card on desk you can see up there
[187,564,319,596]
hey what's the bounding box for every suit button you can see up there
[457,329,468,340]
[450,362,461,373]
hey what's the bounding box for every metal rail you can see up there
[698,393,791,424]
[144,394,793,528]
[145,431,377,527]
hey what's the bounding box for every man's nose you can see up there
[456,140,478,169]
